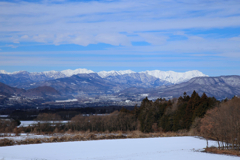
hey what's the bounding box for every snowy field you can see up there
[0,136,238,160]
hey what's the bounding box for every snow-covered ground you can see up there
[19,121,69,127]
[0,133,52,141]
[0,136,238,160]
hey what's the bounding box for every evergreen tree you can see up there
[184,90,200,129]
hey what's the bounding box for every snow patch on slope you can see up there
[98,70,135,78]
[42,70,66,79]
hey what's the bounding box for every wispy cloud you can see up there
[1,0,240,75]
[1,0,240,46]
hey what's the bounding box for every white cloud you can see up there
[70,34,95,46]
[6,44,17,48]
[138,33,168,45]
[0,34,239,58]
[95,33,131,46]
[33,34,54,43]
[218,52,240,58]
[230,36,240,41]
[21,35,29,39]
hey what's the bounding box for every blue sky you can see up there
[0,0,240,76]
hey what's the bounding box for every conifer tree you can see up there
[184,90,200,129]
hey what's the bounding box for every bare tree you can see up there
[200,97,240,150]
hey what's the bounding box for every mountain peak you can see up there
[61,68,94,77]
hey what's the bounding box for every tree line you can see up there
[16,91,219,134]
[129,91,218,133]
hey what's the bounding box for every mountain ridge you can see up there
[118,75,240,100]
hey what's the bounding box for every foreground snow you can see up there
[0,136,238,160]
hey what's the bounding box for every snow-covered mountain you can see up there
[142,70,208,84]
[0,68,94,80]
[97,70,207,84]
[1,68,240,100]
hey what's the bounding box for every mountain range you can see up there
[0,69,207,86]
[0,68,239,101]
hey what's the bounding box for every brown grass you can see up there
[204,147,240,157]
[0,130,191,147]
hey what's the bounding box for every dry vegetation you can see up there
[0,130,191,147]
[204,147,240,157]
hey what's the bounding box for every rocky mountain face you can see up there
[27,73,121,96]
[0,72,53,88]
[104,73,172,88]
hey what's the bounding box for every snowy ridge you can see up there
[61,68,94,77]
[0,70,10,74]
[142,70,208,84]
[98,70,136,78]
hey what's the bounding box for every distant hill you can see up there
[0,82,25,95]
[0,82,60,98]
